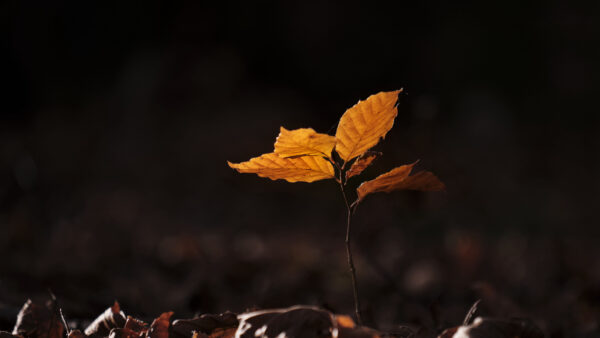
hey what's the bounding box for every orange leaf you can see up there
[228,153,335,183]
[335,90,402,163]
[274,127,337,159]
[148,312,173,338]
[334,315,356,329]
[356,161,445,201]
[345,151,380,180]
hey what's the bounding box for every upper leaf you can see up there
[356,161,445,201]
[228,153,335,183]
[345,151,380,180]
[335,90,402,163]
[274,127,337,159]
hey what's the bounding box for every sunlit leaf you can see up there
[84,301,126,336]
[335,90,402,163]
[274,127,337,158]
[228,153,335,183]
[345,152,380,180]
[356,161,445,201]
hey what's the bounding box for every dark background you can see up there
[1,1,599,336]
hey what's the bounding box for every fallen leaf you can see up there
[335,90,402,163]
[124,316,148,334]
[356,161,445,201]
[438,317,544,338]
[345,152,380,180]
[84,301,126,337]
[274,127,337,159]
[67,330,85,338]
[171,312,238,338]
[228,153,335,183]
[108,328,139,338]
[235,306,334,338]
[234,306,381,338]
[12,299,63,338]
[147,312,173,338]
[208,328,236,338]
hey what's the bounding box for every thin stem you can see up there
[339,181,362,325]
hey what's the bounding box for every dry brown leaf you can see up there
[12,299,64,338]
[84,301,126,337]
[207,328,236,338]
[356,161,445,201]
[345,152,380,180]
[228,153,335,183]
[147,312,173,338]
[171,312,238,338]
[437,317,544,338]
[108,328,139,338]
[124,316,148,333]
[66,330,85,338]
[274,127,337,158]
[335,90,402,163]
[233,305,382,338]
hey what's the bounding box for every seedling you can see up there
[228,90,445,324]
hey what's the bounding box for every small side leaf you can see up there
[335,90,402,163]
[345,151,380,180]
[274,127,337,159]
[356,161,445,201]
[228,153,335,183]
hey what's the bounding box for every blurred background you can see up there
[1,1,599,336]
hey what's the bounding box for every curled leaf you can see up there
[335,90,402,163]
[356,161,445,201]
[438,317,543,338]
[171,312,238,337]
[84,301,126,337]
[235,306,380,338]
[124,316,148,333]
[274,127,337,159]
[228,153,335,183]
[345,152,380,180]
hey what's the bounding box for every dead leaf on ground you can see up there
[66,330,85,338]
[438,317,544,338]
[12,299,63,338]
[207,327,236,338]
[357,161,445,202]
[171,312,238,338]
[124,316,148,334]
[235,305,381,338]
[228,153,335,183]
[346,152,380,180]
[274,127,337,159]
[335,90,402,163]
[148,312,173,338]
[84,301,126,337]
[108,328,139,338]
